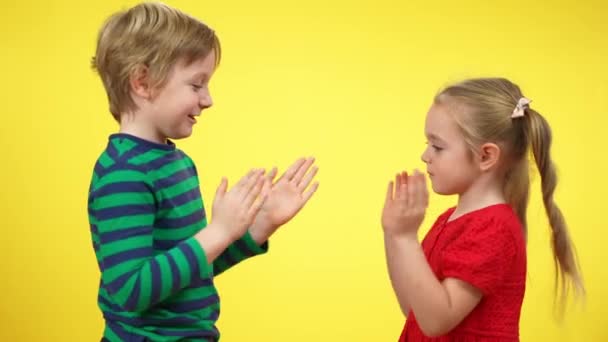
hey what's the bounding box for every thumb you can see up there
[216,177,228,199]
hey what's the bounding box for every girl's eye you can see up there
[432,145,443,152]
[425,141,443,152]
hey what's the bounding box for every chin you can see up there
[431,183,455,196]
[433,188,449,195]
[167,129,193,140]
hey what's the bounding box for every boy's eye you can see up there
[191,84,203,90]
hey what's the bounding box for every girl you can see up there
[381,78,584,341]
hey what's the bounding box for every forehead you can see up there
[174,50,217,76]
[425,103,463,140]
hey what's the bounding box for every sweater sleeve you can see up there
[212,231,268,276]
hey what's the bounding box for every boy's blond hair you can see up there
[91,2,221,121]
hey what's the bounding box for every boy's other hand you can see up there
[249,157,319,244]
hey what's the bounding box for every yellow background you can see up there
[1,0,606,341]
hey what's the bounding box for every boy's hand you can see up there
[210,169,268,241]
[249,157,319,244]
[381,170,428,238]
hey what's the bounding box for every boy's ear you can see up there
[478,142,501,172]
[129,65,153,99]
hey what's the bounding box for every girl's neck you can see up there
[452,175,506,221]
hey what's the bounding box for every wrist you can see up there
[205,221,235,244]
[193,222,235,263]
[384,230,419,242]
[249,216,276,245]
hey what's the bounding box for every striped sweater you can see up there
[88,134,267,342]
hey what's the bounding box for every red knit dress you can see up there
[399,204,527,342]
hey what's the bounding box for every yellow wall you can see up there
[1,0,606,341]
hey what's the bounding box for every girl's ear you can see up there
[479,142,501,171]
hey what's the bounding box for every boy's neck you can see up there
[119,113,167,145]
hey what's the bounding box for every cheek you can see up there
[187,92,203,106]
[432,151,451,168]
[428,176,452,195]
[168,92,198,114]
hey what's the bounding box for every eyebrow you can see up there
[426,133,446,144]
[191,72,209,81]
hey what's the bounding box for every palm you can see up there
[259,158,319,228]
[260,180,307,226]
[381,170,428,236]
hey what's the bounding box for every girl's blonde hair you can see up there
[92,2,221,121]
[436,78,584,308]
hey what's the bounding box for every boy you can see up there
[89,2,319,341]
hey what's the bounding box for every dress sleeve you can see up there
[440,215,517,295]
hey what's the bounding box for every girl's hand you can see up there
[381,170,429,238]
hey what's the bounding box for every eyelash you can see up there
[425,142,443,152]
[191,84,203,90]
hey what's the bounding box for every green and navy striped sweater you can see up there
[88,134,267,341]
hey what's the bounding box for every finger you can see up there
[395,173,402,191]
[298,165,318,191]
[240,169,265,197]
[385,180,394,204]
[413,170,424,208]
[399,182,408,204]
[302,181,319,203]
[407,172,416,208]
[266,167,278,183]
[395,173,404,199]
[401,171,408,189]
[234,168,256,191]
[244,176,265,208]
[293,157,315,185]
[417,171,427,206]
[421,172,429,208]
[398,172,409,200]
[247,191,267,220]
[260,176,272,198]
[398,171,410,200]
[277,158,306,183]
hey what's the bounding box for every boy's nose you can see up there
[199,92,213,110]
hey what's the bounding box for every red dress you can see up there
[399,204,527,342]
